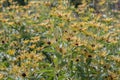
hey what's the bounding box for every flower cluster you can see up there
[0,0,120,79]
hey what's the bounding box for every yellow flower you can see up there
[23,40,29,44]
[0,30,4,34]
[109,38,118,44]
[111,56,120,62]
[89,8,94,12]
[44,1,51,6]
[7,22,15,26]
[29,44,36,49]
[10,41,18,47]
[82,17,89,21]
[36,46,44,51]
[0,73,4,79]
[10,65,20,76]
[102,18,113,23]
[7,49,15,55]
[111,0,118,3]
[98,0,105,5]
[108,71,118,79]
[99,51,107,57]
[2,19,9,23]
[12,34,21,39]
[30,36,40,43]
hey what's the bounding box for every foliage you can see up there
[0,0,120,80]
[1,0,28,7]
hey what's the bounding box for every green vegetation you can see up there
[0,0,120,80]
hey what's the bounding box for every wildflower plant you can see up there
[0,0,120,80]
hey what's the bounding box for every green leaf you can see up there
[6,77,14,80]
[4,61,10,67]
[86,58,92,65]
[0,47,5,51]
